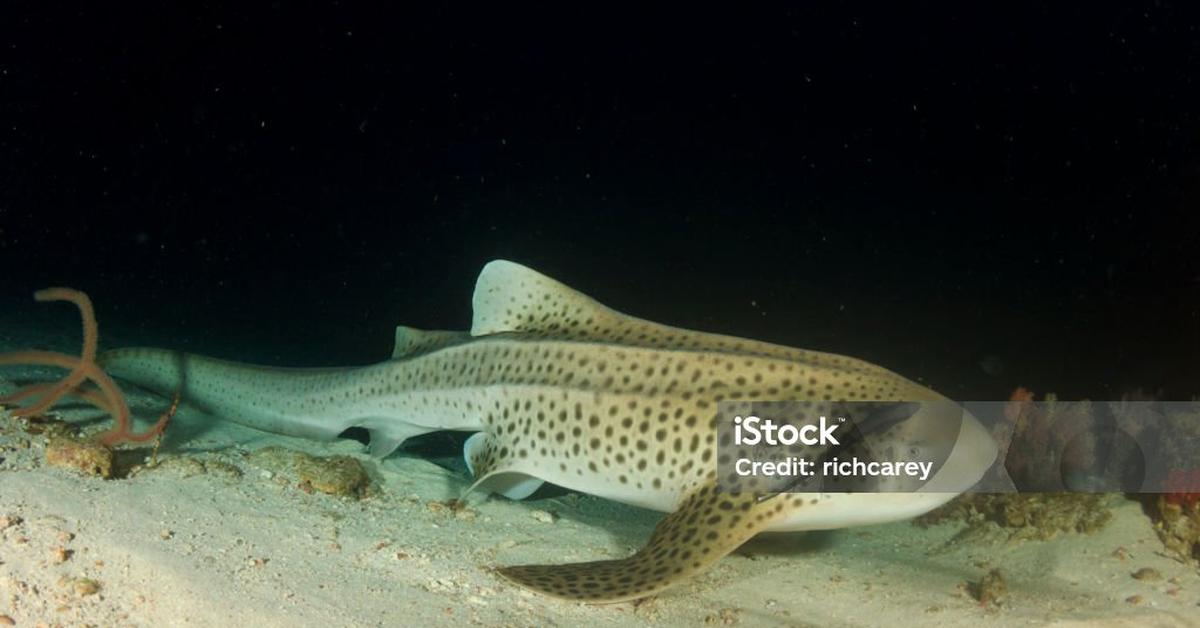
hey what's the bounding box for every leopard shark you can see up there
[98,260,998,602]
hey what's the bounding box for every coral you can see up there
[1141,495,1200,563]
[248,446,371,498]
[999,388,1194,493]
[1164,468,1200,508]
[999,389,1089,491]
[917,493,1113,541]
[45,433,114,478]
[0,288,177,448]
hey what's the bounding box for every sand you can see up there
[1,324,1198,627]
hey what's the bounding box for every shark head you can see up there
[918,403,999,494]
[773,399,998,531]
[845,399,997,493]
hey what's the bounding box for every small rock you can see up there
[248,447,369,497]
[51,546,72,564]
[160,528,174,540]
[0,614,14,625]
[0,515,20,530]
[426,578,455,593]
[45,435,113,478]
[157,456,207,478]
[203,459,244,480]
[704,607,741,625]
[1131,567,1162,581]
[530,509,557,523]
[968,568,1007,607]
[71,577,101,597]
[1125,594,1143,605]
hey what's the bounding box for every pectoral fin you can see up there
[463,432,545,500]
[496,482,790,603]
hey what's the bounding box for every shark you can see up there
[97,260,998,603]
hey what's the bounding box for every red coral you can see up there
[0,288,177,447]
[1164,469,1200,508]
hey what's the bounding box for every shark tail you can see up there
[98,348,434,457]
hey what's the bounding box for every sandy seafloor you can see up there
[1,315,1198,628]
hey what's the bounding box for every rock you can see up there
[247,446,370,498]
[1131,567,1162,581]
[530,510,557,523]
[70,577,101,597]
[45,434,113,478]
[968,568,1007,607]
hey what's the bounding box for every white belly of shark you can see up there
[100,259,998,603]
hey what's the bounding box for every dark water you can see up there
[2,3,1197,401]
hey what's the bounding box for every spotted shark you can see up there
[99,260,998,602]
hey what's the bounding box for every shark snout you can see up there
[922,405,998,493]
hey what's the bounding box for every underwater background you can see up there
[2,2,1197,399]
[1,2,1199,626]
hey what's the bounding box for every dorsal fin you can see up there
[392,326,471,359]
[469,260,905,380]
[470,260,623,338]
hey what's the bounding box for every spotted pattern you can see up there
[99,260,955,603]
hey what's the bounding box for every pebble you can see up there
[50,546,71,564]
[72,578,101,597]
[1132,567,1163,582]
[530,510,556,523]
[426,578,455,593]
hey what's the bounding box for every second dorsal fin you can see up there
[392,326,471,359]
